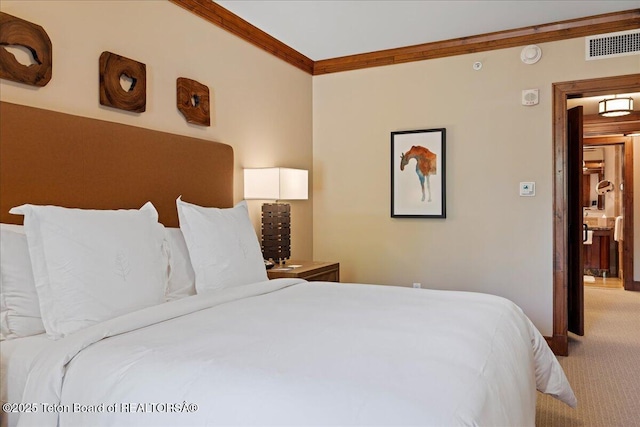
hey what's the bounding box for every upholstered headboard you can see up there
[0,102,234,226]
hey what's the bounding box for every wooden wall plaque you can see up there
[99,51,146,113]
[0,12,52,86]
[177,77,210,126]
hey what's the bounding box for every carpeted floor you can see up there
[536,286,640,426]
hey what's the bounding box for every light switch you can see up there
[520,182,535,196]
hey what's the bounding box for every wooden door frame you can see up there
[552,73,640,356]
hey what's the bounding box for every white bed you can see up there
[6,278,575,427]
[0,102,576,427]
[0,334,50,427]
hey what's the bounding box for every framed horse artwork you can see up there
[391,128,446,218]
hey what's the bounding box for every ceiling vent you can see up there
[585,29,640,60]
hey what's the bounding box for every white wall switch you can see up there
[520,182,535,196]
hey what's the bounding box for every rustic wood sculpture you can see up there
[99,51,146,113]
[177,77,210,126]
[0,12,52,86]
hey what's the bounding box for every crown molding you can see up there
[169,0,314,74]
[314,9,640,75]
[170,2,639,76]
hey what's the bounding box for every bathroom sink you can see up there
[583,214,614,228]
[583,217,599,227]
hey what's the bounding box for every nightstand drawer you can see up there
[267,261,340,282]
[302,269,339,282]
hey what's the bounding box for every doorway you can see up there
[581,139,627,288]
[551,74,640,356]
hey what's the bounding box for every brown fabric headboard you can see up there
[0,102,234,226]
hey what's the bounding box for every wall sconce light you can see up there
[244,168,308,264]
[598,96,633,117]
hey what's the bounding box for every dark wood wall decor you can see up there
[177,77,210,126]
[99,51,146,113]
[0,12,52,86]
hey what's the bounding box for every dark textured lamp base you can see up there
[261,203,291,263]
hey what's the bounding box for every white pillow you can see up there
[9,202,168,339]
[0,225,45,340]
[164,228,196,301]
[176,197,267,292]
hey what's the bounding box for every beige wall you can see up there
[0,1,313,260]
[313,38,639,335]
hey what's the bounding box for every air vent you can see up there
[585,29,640,60]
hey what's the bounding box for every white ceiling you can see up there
[215,1,639,61]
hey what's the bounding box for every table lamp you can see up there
[244,168,308,264]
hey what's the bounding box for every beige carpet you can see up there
[536,286,640,426]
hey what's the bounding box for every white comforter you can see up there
[16,279,576,426]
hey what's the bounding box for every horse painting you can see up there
[400,145,437,202]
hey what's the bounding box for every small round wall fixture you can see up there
[520,45,542,65]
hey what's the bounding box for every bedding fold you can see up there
[16,278,304,427]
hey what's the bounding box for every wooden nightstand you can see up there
[267,261,340,282]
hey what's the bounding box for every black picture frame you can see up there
[391,128,446,218]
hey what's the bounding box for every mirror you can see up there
[582,148,605,209]
[582,144,624,215]
[596,179,614,195]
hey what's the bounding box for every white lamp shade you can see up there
[244,168,308,200]
[598,97,633,117]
